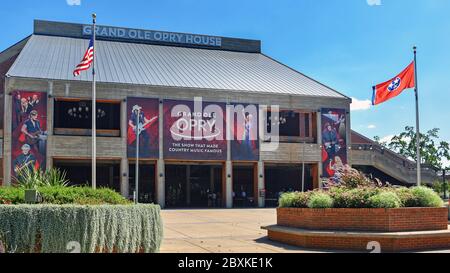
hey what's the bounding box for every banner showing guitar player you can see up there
[163,98,227,161]
[321,108,347,178]
[11,91,47,178]
[230,103,259,161]
[127,97,159,159]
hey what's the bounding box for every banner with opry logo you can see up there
[321,108,347,178]
[127,97,159,159]
[11,91,47,178]
[163,99,227,161]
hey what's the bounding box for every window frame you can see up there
[53,97,122,137]
[264,108,317,143]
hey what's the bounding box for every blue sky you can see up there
[1,0,449,146]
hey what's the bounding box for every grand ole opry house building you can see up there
[0,20,438,208]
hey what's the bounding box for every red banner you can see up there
[126,97,159,159]
[11,91,47,178]
[321,108,347,178]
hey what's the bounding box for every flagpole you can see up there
[135,108,140,204]
[92,13,97,189]
[413,46,421,186]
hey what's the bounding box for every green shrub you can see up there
[0,187,25,204]
[307,192,333,208]
[279,192,310,208]
[0,204,163,253]
[331,187,381,208]
[369,191,401,208]
[0,186,131,205]
[279,192,296,208]
[43,168,69,187]
[393,187,418,207]
[339,167,375,189]
[38,186,131,205]
[291,192,311,208]
[13,167,44,190]
[410,186,444,208]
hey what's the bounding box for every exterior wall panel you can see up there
[49,135,124,158]
[261,143,321,163]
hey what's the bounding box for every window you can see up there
[54,99,120,136]
[53,159,121,192]
[266,110,317,143]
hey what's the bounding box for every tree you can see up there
[375,126,450,171]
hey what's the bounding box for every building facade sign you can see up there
[321,108,347,178]
[11,91,47,177]
[83,25,222,47]
[126,97,159,159]
[163,99,227,161]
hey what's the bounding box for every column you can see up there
[120,99,129,197]
[3,78,12,186]
[156,100,165,208]
[156,159,165,208]
[225,102,233,208]
[46,81,54,170]
[317,109,323,188]
[225,160,232,208]
[120,158,129,197]
[257,161,265,208]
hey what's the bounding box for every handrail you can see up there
[351,143,437,175]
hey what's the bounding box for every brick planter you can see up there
[277,207,449,232]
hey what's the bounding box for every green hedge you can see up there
[0,204,163,253]
[307,192,333,208]
[0,186,131,205]
[368,192,401,208]
[279,186,444,209]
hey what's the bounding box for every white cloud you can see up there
[379,135,395,144]
[66,0,81,6]
[367,124,376,129]
[367,0,381,6]
[350,97,372,111]
[443,157,450,168]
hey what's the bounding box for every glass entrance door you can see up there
[165,164,223,208]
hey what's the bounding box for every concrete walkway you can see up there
[160,208,450,253]
[160,208,328,253]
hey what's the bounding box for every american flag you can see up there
[73,35,94,77]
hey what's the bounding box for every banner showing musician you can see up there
[13,144,38,177]
[127,97,159,159]
[11,91,47,178]
[230,103,259,161]
[321,108,347,178]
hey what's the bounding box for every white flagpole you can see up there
[92,14,97,189]
[413,46,421,186]
[135,108,140,204]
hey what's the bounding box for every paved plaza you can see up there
[161,208,332,253]
[160,208,450,253]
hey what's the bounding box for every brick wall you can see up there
[277,207,449,232]
[267,230,450,252]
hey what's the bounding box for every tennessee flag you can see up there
[372,61,415,105]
